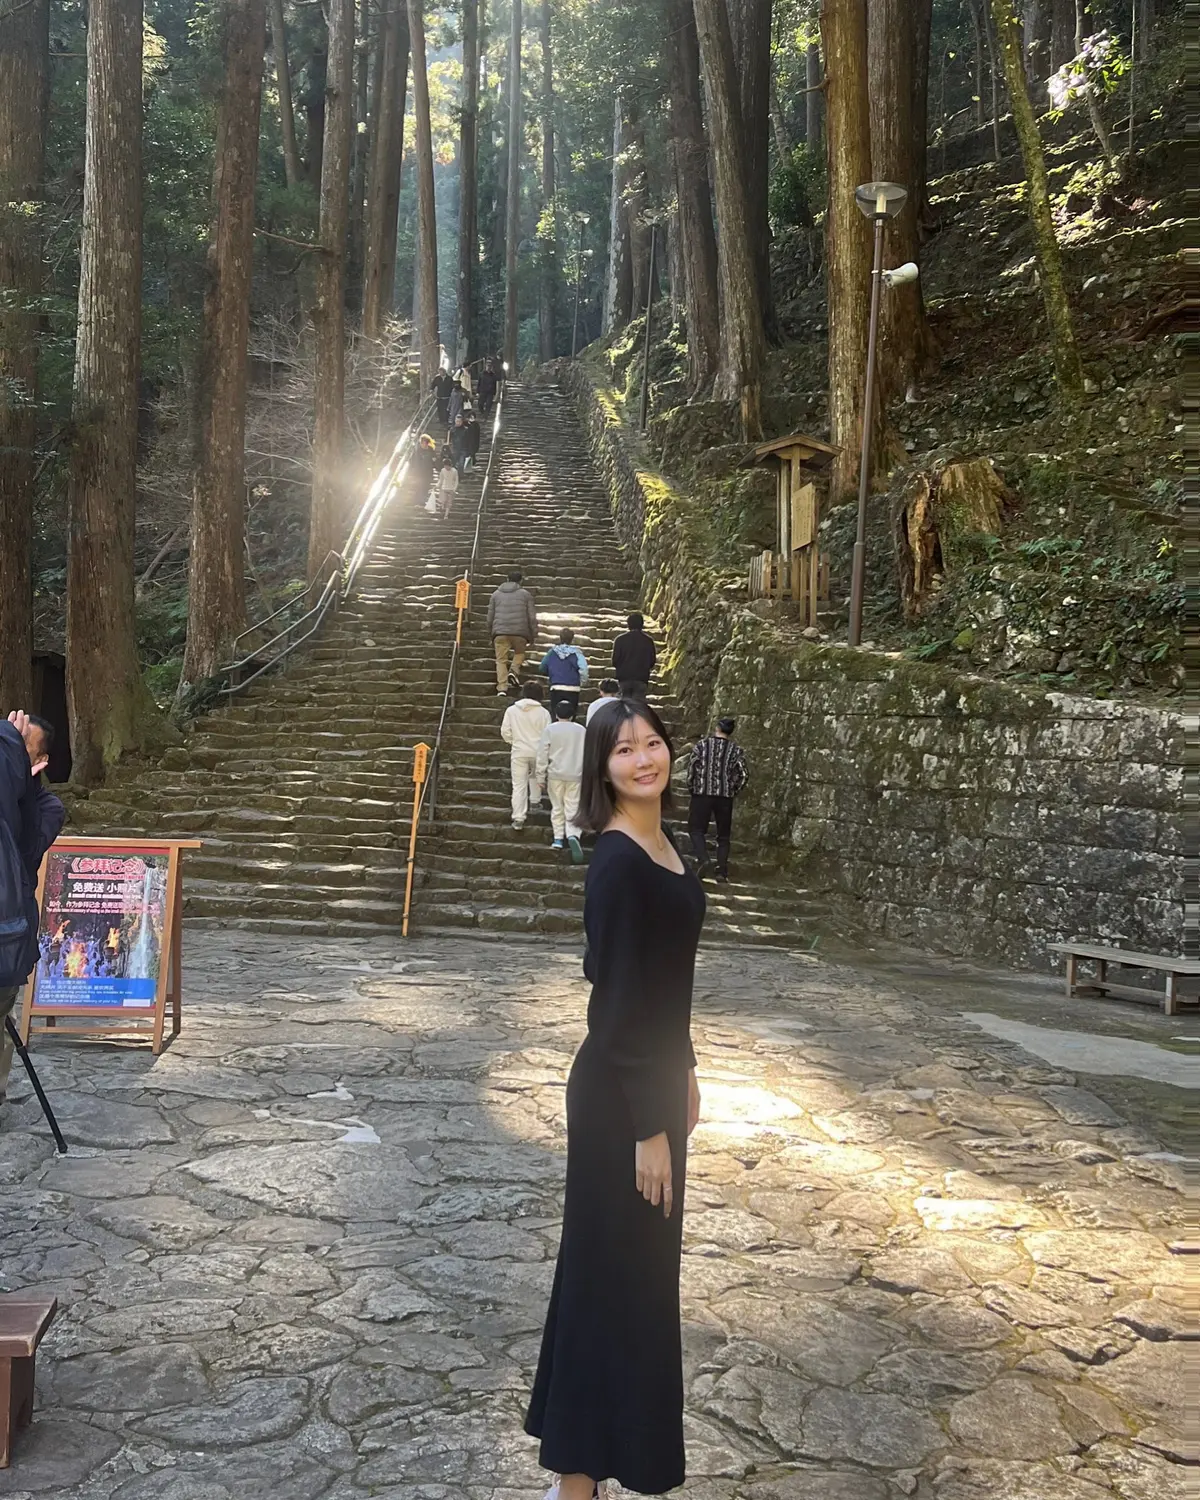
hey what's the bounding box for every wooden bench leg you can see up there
[1097,958,1108,993]
[1165,973,1178,1017]
[1065,953,1077,998]
[10,1357,32,1433]
[0,1356,11,1468]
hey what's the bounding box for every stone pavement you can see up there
[0,930,1193,1500]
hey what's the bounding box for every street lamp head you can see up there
[579,212,591,226]
[882,262,920,288]
[855,181,908,220]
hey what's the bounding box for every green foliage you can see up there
[769,143,825,231]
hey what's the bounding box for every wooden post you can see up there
[455,576,470,648]
[402,741,430,937]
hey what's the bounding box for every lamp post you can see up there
[571,213,591,358]
[847,180,912,649]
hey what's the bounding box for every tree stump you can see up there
[894,456,1013,619]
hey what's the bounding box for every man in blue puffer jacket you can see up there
[0,711,65,1106]
[539,628,590,721]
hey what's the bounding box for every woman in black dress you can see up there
[526,698,706,1497]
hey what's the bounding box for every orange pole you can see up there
[402,742,430,937]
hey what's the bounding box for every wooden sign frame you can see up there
[19,837,201,1055]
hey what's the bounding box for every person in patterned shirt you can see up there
[686,717,748,883]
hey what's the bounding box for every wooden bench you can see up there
[1049,941,1200,1017]
[0,1296,57,1468]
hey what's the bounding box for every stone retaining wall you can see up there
[558,362,1186,970]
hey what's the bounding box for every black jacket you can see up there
[612,629,656,683]
[0,722,66,980]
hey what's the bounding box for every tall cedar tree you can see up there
[663,0,719,394]
[409,0,440,388]
[181,0,268,690]
[806,42,823,145]
[66,0,155,781]
[693,0,767,440]
[268,0,303,187]
[308,0,355,577]
[820,0,873,506]
[457,0,480,363]
[602,98,633,333]
[990,0,1083,393]
[503,0,523,369]
[362,1,410,338]
[347,0,371,307]
[729,0,777,342]
[868,0,935,409]
[0,0,49,712]
[537,0,558,362]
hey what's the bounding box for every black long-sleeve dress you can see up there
[525,829,706,1494]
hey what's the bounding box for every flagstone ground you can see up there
[0,929,1193,1500]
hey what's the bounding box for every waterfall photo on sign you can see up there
[34,851,169,1007]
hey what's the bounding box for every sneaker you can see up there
[716,870,729,883]
[551,839,565,851]
[507,670,521,691]
[512,820,525,831]
[567,836,583,865]
[496,687,508,696]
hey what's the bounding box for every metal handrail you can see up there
[401,384,506,934]
[220,395,438,696]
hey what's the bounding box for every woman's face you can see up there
[607,715,671,809]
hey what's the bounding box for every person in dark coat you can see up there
[412,434,438,506]
[464,412,481,468]
[449,413,472,473]
[612,613,657,699]
[525,697,705,1498]
[447,377,468,429]
[432,368,454,428]
[0,710,65,1103]
[476,359,499,416]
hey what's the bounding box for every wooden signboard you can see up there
[19,837,201,1054]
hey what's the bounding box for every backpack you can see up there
[0,816,31,989]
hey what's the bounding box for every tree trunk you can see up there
[729,0,776,342]
[1049,0,1073,69]
[362,0,410,338]
[895,457,1011,617]
[347,0,371,311]
[1024,0,1052,85]
[503,0,522,369]
[180,0,267,691]
[457,0,479,362]
[268,0,303,188]
[970,0,986,125]
[990,0,1083,394]
[868,0,935,404]
[66,0,153,782]
[0,0,48,713]
[1074,0,1118,172]
[490,45,508,268]
[666,193,684,328]
[602,95,632,333]
[985,0,1003,161]
[664,0,718,393]
[770,78,792,158]
[626,100,651,318]
[1137,0,1154,59]
[693,0,767,439]
[307,0,354,577]
[304,45,328,185]
[537,0,557,362]
[820,0,873,506]
[805,42,823,147]
[408,0,440,385]
[910,0,934,219]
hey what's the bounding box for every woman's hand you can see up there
[635,1132,674,1217]
[687,1069,701,1137]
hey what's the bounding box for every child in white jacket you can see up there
[536,700,587,861]
[501,684,551,830]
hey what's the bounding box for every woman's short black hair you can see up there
[579,697,675,832]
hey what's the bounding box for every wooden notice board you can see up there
[19,837,201,1054]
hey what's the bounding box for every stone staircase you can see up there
[75,384,829,946]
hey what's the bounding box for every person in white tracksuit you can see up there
[501,684,551,830]
[536,700,587,862]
